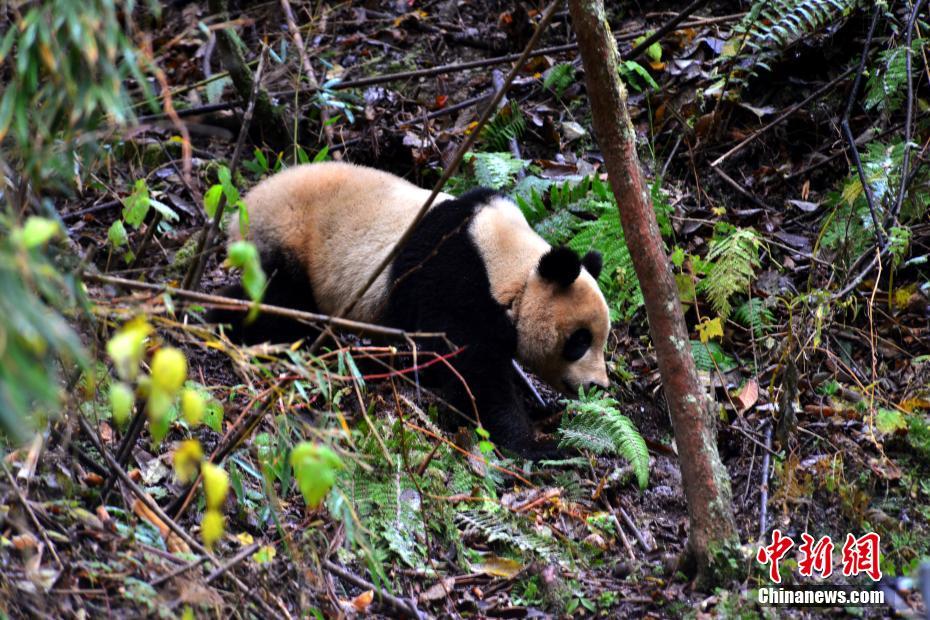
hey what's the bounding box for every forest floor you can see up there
[1,0,929,618]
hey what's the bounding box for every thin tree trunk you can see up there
[568,0,740,585]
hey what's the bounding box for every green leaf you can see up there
[17,216,59,248]
[122,179,151,228]
[290,442,343,508]
[108,219,128,248]
[203,184,223,218]
[109,382,134,428]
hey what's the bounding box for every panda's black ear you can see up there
[582,250,603,279]
[538,246,581,287]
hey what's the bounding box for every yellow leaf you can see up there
[470,554,523,578]
[106,318,152,381]
[173,439,203,483]
[711,206,727,217]
[201,509,225,549]
[697,317,723,343]
[201,462,229,510]
[150,347,187,394]
[181,388,205,426]
[236,532,254,545]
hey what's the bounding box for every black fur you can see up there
[384,188,558,458]
[537,246,582,287]
[582,250,603,279]
[208,245,322,344]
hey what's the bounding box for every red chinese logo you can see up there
[756,529,794,583]
[841,532,882,581]
[798,533,834,578]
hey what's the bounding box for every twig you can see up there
[279,0,334,150]
[205,542,261,584]
[84,272,445,341]
[710,68,854,168]
[317,0,561,338]
[889,0,928,225]
[182,50,267,291]
[618,503,653,552]
[101,406,146,503]
[624,0,709,60]
[711,166,770,209]
[758,424,773,539]
[1,462,62,568]
[150,555,209,587]
[322,559,425,619]
[840,5,884,248]
[75,414,285,620]
[135,15,743,123]
[128,212,162,270]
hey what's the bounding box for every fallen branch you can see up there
[84,272,445,341]
[323,559,425,619]
[710,68,854,168]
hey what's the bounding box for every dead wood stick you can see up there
[150,555,210,587]
[205,542,261,584]
[84,272,444,341]
[75,414,284,619]
[710,68,854,168]
[322,559,425,619]
[613,514,638,562]
[618,504,653,552]
[1,462,63,568]
[625,0,709,61]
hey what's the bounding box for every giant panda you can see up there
[219,162,611,458]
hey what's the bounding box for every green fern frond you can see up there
[690,340,738,372]
[543,63,576,98]
[467,151,528,190]
[480,102,526,152]
[732,298,775,336]
[727,0,862,90]
[700,227,761,320]
[864,42,918,114]
[558,391,649,489]
[455,508,561,557]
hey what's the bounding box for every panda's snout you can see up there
[564,378,609,395]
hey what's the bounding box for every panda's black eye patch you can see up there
[563,328,592,361]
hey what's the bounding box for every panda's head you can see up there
[514,246,610,395]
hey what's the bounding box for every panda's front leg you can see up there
[453,347,562,459]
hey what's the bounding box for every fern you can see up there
[466,152,528,190]
[700,226,761,320]
[725,0,862,90]
[732,298,775,336]
[690,340,738,372]
[558,390,649,489]
[543,63,576,98]
[480,102,526,152]
[865,40,924,114]
[455,507,561,558]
